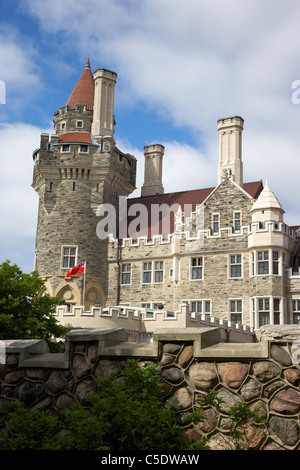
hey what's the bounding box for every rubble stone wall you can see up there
[1,325,300,450]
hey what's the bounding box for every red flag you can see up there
[66,262,85,277]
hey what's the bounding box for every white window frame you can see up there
[121,263,131,285]
[142,261,164,284]
[154,261,164,283]
[233,211,241,232]
[229,254,242,278]
[61,245,78,269]
[191,257,203,280]
[61,144,70,153]
[76,120,84,128]
[79,144,89,153]
[212,213,220,234]
[142,262,152,284]
[251,250,281,276]
[252,296,283,328]
[189,299,211,315]
[292,299,300,324]
[229,299,243,324]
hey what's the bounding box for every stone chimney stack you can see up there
[141,144,165,197]
[92,68,117,137]
[217,116,244,187]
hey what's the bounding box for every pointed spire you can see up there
[66,59,94,110]
[251,179,284,213]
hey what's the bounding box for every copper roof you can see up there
[66,59,94,110]
[58,132,92,144]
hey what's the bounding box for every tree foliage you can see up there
[0,260,66,348]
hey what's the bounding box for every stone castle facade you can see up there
[32,60,300,332]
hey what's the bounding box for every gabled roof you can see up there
[66,59,95,111]
[124,180,263,239]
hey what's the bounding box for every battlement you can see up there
[55,303,256,343]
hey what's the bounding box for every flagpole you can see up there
[83,261,86,309]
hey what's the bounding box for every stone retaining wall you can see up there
[1,325,300,450]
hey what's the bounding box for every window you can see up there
[190,300,211,314]
[62,144,69,152]
[142,261,164,283]
[274,298,280,324]
[191,257,203,280]
[76,121,83,128]
[230,300,242,324]
[143,262,152,283]
[121,264,131,284]
[212,214,219,233]
[273,252,279,275]
[141,302,164,318]
[191,301,202,313]
[80,145,88,152]
[258,298,270,326]
[292,300,300,324]
[153,303,164,310]
[258,251,269,275]
[154,261,164,283]
[253,250,280,276]
[62,246,77,269]
[61,122,66,130]
[230,255,242,278]
[234,212,241,232]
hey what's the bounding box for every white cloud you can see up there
[0,123,49,272]
[0,24,42,112]
[2,0,300,276]
[30,0,299,227]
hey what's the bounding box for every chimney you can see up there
[217,116,244,187]
[141,144,164,197]
[92,69,117,137]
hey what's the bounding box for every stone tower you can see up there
[217,116,244,187]
[141,144,165,197]
[32,59,136,310]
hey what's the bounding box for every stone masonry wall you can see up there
[1,326,300,450]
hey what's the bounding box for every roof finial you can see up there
[85,58,90,69]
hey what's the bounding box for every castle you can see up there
[32,59,300,334]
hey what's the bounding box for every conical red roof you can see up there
[66,59,94,110]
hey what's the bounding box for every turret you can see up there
[217,116,244,187]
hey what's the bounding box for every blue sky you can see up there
[1,0,300,273]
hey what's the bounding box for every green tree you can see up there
[0,260,66,349]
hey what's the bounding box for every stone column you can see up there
[217,116,244,187]
[141,144,165,197]
[92,69,117,137]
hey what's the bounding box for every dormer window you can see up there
[62,144,69,152]
[80,145,88,152]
